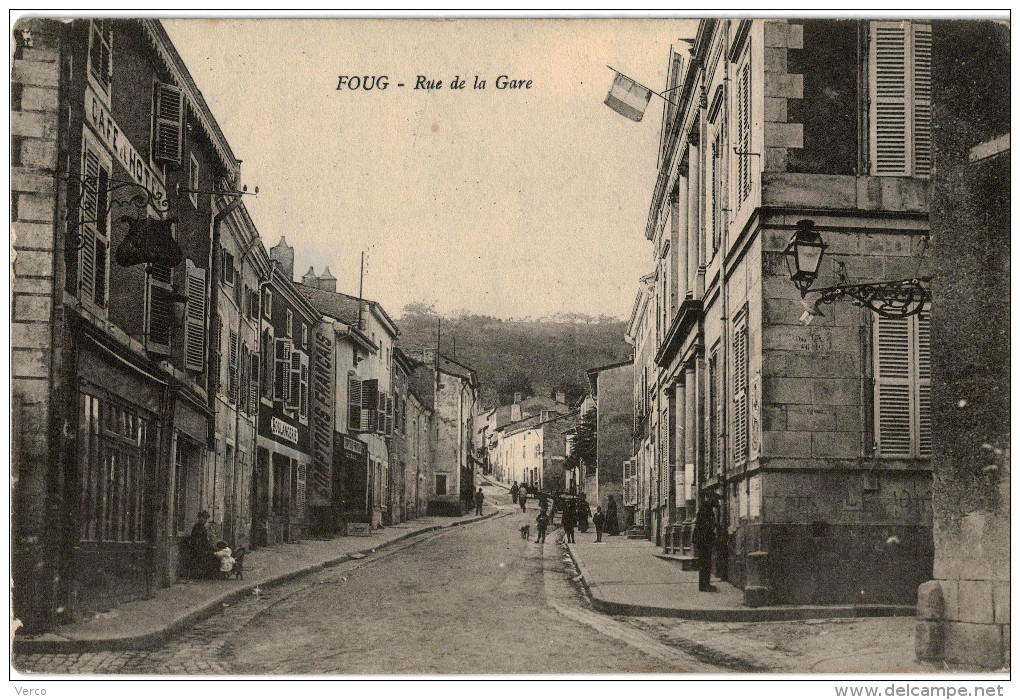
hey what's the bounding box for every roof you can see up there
[438,354,478,386]
[500,408,573,436]
[586,358,634,377]
[296,284,399,338]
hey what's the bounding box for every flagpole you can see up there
[606,65,679,107]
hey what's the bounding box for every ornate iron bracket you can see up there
[808,277,931,319]
[63,174,170,251]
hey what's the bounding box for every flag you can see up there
[604,72,653,122]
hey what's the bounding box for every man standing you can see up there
[519,486,528,512]
[535,510,549,544]
[562,500,576,544]
[510,481,519,504]
[474,487,484,516]
[693,498,717,592]
[592,506,605,543]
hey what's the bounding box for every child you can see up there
[214,540,235,576]
[535,511,549,544]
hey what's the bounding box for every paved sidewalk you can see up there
[566,535,914,622]
[13,507,501,654]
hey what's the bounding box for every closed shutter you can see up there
[275,338,292,403]
[916,308,932,456]
[870,21,931,176]
[183,260,206,372]
[249,354,260,415]
[911,24,932,176]
[362,379,379,432]
[732,320,748,465]
[736,59,751,203]
[709,352,721,476]
[227,330,238,402]
[210,323,222,392]
[299,352,310,420]
[89,21,112,90]
[146,264,174,354]
[385,395,394,436]
[79,143,111,309]
[287,349,302,411]
[377,390,387,435]
[874,315,913,456]
[154,82,184,165]
[348,376,363,431]
[296,462,307,519]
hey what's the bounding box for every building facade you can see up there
[586,361,635,512]
[631,18,935,605]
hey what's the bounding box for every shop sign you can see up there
[344,436,365,455]
[309,328,334,506]
[271,417,298,444]
[84,85,165,194]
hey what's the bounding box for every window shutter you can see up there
[299,352,310,420]
[79,146,111,309]
[227,330,239,402]
[146,264,174,354]
[737,60,751,203]
[249,354,260,415]
[287,349,302,411]
[874,315,912,456]
[377,390,387,435]
[362,379,379,432]
[916,308,932,456]
[183,261,206,372]
[154,82,184,165]
[911,24,932,176]
[210,322,222,392]
[348,376,363,432]
[275,338,292,403]
[870,22,909,175]
[385,395,394,436]
[732,321,748,465]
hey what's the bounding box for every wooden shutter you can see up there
[275,338,292,403]
[732,320,748,465]
[299,352,310,420]
[874,315,912,456]
[154,82,184,165]
[249,354,260,415]
[377,390,387,435]
[210,323,222,392]
[287,349,302,411]
[362,379,379,432]
[911,24,932,176]
[709,352,721,476]
[870,21,909,175]
[227,330,239,402]
[348,376,363,431]
[89,21,112,90]
[916,308,932,457]
[79,144,111,309]
[183,260,206,372]
[737,60,751,202]
[385,395,394,436]
[146,264,174,354]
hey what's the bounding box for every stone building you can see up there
[11,18,244,628]
[625,274,658,538]
[631,19,935,604]
[585,361,635,513]
[914,20,1009,669]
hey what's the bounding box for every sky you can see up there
[163,18,697,320]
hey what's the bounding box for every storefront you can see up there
[255,404,311,546]
[337,432,370,526]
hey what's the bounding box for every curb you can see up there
[563,543,914,623]
[13,509,501,655]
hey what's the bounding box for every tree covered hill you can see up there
[396,303,632,408]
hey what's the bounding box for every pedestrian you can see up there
[510,481,519,505]
[693,498,717,592]
[606,495,620,537]
[562,500,576,544]
[592,506,605,543]
[474,487,484,516]
[519,486,528,512]
[187,510,217,579]
[535,510,549,544]
[577,493,590,532]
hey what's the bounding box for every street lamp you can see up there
[784,219,931,320]
[784,219,826,297]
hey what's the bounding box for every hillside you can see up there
[396,304,632,408]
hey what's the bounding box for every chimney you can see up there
[270,236,295,281]
[421,348,437,367]
[555,390,566,405]
[317,266,337,292]
[513,392,523,405]
[301,266,318,286]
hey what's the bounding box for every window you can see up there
[348,377,378,432]
[301,323,308,350]
[188,153,199,207]
[182,260,207,372]
[435,473,448,496]
[731,313,749,466]
[263,288,272,320]
[869,21,932,176]
[286,309,293,338]
[287,348,302,412]
[274,337,292,403]
[153,82,184,166]
[709,348,722,477]
[88,20,112,95]
[145,264,174,355]
[534,443,540,457]
[712,121,726,255]
[874,307,931,457]
[221,249,236,286]
[248,352,260,415]
[735,53,752,205]
[227,329,238,402]
[78,136,111,312]
[79,392,149,543]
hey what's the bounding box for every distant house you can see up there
[585,360,635,513]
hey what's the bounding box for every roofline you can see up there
[585,358,634,375]
[271,267,322,322]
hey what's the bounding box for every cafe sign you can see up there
[84,85,165,194]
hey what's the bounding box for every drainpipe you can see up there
[206,194,245,529]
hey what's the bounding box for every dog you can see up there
[225,547,246,580]
[520,525,530,540]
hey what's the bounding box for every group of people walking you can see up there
[508,482,625,544]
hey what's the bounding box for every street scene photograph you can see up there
[8,12,1010,689]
